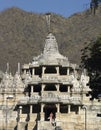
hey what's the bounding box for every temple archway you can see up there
[44,104,57,121]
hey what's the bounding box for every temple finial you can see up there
[18,62,20,74]
[45,13,51,33]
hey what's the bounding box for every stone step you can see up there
[38,121,55,130]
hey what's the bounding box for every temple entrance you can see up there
[44,104,57,121]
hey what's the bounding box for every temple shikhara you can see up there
[0,15,101,130]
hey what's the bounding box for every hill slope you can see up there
[0,7,101,73]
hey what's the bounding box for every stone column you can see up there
[31,85,34,96]
[56,84,59,91]
[68,86,70,93]
[24,69,26,75]
[56,67,59,75]
[40,104,45,121]
[78,106,81,114]
[68,105,70,113]
[56,104,60,113]
[19,106,22,115]
[30,105,34,121]
[42,67,46,74]
[67,68,70,75]
[42,84,45,91]
[30,105,33,114]
[19,106,22,122]
[56,104,60,121]
[32,68,35,76]
[41,104,44,113]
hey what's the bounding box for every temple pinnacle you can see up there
[45,13,51,33]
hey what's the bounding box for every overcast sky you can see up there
[0,0,91,17]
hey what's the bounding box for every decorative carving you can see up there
[71,78,81,92]
[24,72,32,85]
[80,72,90,88]
[44,33,59,54]
[0,72,14,92]
[13,72,25,92]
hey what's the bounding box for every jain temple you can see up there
[0,15,101,130]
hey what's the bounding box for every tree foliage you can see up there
[81,37,101,98]
[0,7,101,73]
[90,0,101,14]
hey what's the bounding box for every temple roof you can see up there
[32,33,69,65]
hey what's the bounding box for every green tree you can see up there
[90,0,101,14]
[81,37,101,99]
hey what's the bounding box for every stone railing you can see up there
[42,74,58,83]
[18,92,82,105]
[18,97,29,104]
[32,75,41,81]
[28,96,40,104]
[27,75,41,84]
[41,74,81,85]
[18,95,40,104]
[40,91,82,104]
[58,93,82,104]
[40,91,61,103]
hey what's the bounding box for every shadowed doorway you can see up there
[44,104,57,121]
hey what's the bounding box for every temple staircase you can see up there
[38,121,56,130]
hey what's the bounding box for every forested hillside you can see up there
[0,6,101,73]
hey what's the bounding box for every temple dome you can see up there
[32,33,68,65]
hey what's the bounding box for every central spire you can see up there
[32,13,68,65]
[44,13,59,54]
[45,13,51,33]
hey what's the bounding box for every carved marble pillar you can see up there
[56,104,60,113]
[78,106,81,114]
[30,105,33,114]
[68,105,70,113]
[30,105,35,121]
[40,104,45,121]
[24,69,26,75]
[19,106,22,114]
[67,68,70,75]
[68,86,70,93]
[19,106,22,122]
[31,85,34,96]
[56,104,60,121]
[42,67,46,74]
[42,84,45,91]
[56,84,59,91]
[56,67,59,75]
[41,104,44,113]
[32,68,35,76]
